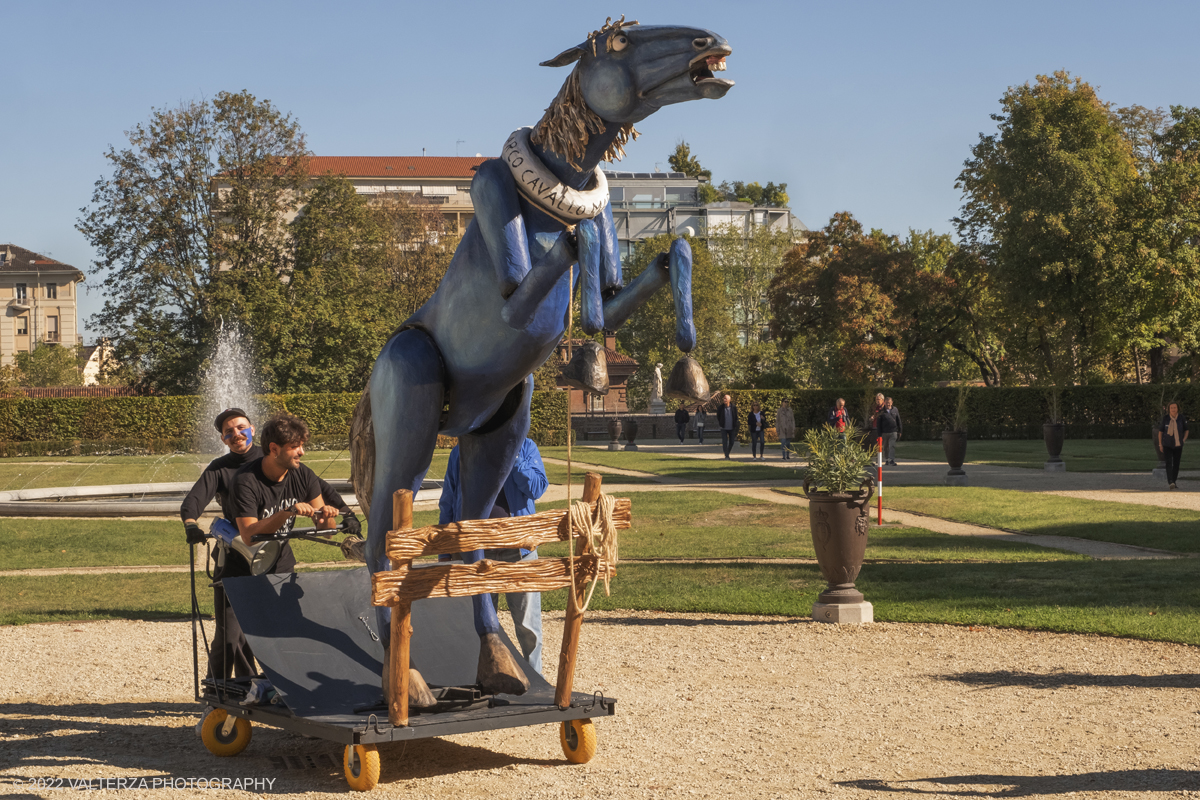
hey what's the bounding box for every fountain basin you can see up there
[0,480,443,517]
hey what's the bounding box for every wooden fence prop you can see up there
[372,472,628,726]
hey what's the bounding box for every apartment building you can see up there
[303,156,488,235]
[0,244,84,367]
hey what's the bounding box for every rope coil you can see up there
[568,493,619,613]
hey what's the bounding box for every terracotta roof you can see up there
[0,244,84,276]
[306,156,491,180]
[561,339,639,367]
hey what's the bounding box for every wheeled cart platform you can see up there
[198,567,615,790]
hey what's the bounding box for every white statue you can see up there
[651,363,664,400]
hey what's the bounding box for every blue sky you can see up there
[4,0,1199,340]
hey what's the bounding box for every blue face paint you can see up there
[244,429,253,448]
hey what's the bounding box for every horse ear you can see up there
[540,44,585,68]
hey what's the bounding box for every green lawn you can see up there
[542,446,793,482]
[536,559,1200,646]
[895,438,1159,472]
[1,492,1064,570]
[8,559,1200,646]
[538,491,1079,563]
[873,486,1200,553]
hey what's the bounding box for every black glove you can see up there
[184,522,206,545]
[341,512,362,537]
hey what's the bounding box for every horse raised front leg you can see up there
[602,237,696,351]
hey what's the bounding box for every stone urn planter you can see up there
[607,418,622,451]
[804,478,874,624]
[798,422,878,625]
[1043,422,1065,471]
[622,418,639,452]
[941,429,968,486]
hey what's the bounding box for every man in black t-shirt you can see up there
[232,413,339,545]
[182,408,360,683]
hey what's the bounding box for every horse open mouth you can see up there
[690,54,729,84]
[689,49,732,87]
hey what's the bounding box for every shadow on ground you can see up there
[937,669,1200,690]
[839,768,1200,795]
[0,701,565,791]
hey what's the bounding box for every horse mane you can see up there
[531,17,639,170]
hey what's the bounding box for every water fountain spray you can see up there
[198,320,262,454]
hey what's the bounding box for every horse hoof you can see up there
[409,668,438,708]
[477,633,530,696]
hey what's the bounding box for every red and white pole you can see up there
[877,436,883,526]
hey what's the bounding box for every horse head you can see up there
[534,17,733,170]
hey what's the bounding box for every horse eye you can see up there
[611,34,628,52]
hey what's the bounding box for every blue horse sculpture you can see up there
[352,18,733,697]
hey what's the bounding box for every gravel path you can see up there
[3,614,1199,798]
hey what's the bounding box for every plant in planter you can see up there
[1043,386,1066,471]
[801,423,877,624]
[941,386,969,486]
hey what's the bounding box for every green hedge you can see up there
[721,383,1200,440]
[0,390,571,445]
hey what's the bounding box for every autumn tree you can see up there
[768,212,1001,387]
[77,91,309,393]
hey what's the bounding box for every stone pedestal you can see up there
[623,443,639,451]
[608,441,621,451]
[812,601,873,625]
[944,470,968,486]
[648,398,666,415]
[1044,460,1065,472]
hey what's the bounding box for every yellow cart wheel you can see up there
[560,718,597,764]
[344,744,380,791]
[200,709,252,757]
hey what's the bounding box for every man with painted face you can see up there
[181,408,360,682]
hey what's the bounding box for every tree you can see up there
[707,221,793,347]
[15,345,83,387]
[715,180,789,207]
[1142,105,1200,379]
[221,178,459,393]
[667,140,711,181]
[955,72,1146,385]
[77,91,309,393]
[768,213,999,387]
[667,142,788,206]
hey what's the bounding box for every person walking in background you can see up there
[1158,402,1189,490]
[828,398,848,434]
[868,392,885,437]
[694,404,708,444]
[747,402,766,460]
[674,403,690,444]
[878,396,902,466]
[776,398,796,460]
[717,394,739,459]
